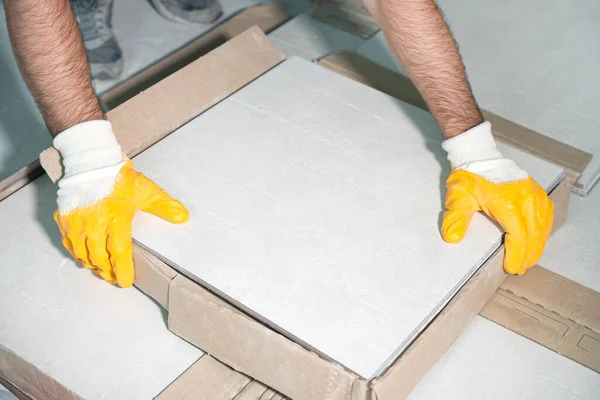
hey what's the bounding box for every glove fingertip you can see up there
[502,248,525,275]
[167,201,190,224]
[148,200,189,224]
[118,279,134,289]
[503,262,520,275]
[111,251,135,288]
[93,268,118,285]
[116,264,135,288]
[441,213,469,243]
[441,226,466,243]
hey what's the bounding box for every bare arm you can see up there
[4,0,104,136]
[364,0,482,138]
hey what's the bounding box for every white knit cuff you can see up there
[54,120,123,178]
[442,121,528,183]
[441,121,502,168]
[54,120,125,213]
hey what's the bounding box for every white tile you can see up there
[411,316,600,399]
[357,1,600,195]
[268,13,366,61]
[0,176,203,400]
[131,57,563,378]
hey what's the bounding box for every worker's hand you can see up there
[440,122,554,275]
[52,121,188,287]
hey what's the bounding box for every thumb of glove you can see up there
[134,171,189,224]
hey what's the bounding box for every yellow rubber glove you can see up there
[440,122,554,275]
[52,121,188,287]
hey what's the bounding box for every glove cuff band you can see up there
[54,120,124,180]
[54,120,126,213]
[442,121,502,168]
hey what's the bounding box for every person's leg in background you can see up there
[70,0,222,81]
[70,0,123,80]
[149,0,222,25]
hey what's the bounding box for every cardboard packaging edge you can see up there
[133,244,178,310]
[503,256,600,334]
[0,161,44,203]
[167,274,364,400]
[480,288,600,374]
[0,338,271,400]
[155,355,252,400]
[0,344,83,400]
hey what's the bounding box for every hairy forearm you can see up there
[365,0,482,138]
[4,0,104,136]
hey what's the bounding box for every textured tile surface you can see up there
[0,177,203,400]
[268,13,366,61]
[357,0,600,195]
[411,316,600,399]
[132,57,563,378]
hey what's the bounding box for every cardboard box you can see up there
[0,4,289,203]
[38,29,581,399]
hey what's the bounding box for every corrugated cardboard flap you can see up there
[0,344,82,400]
[133,244,178,309]
[481,286,600,374]
[502,265,600,334]
[156,355,251,400]
[479,264,600,373]
[168,274,366,400]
